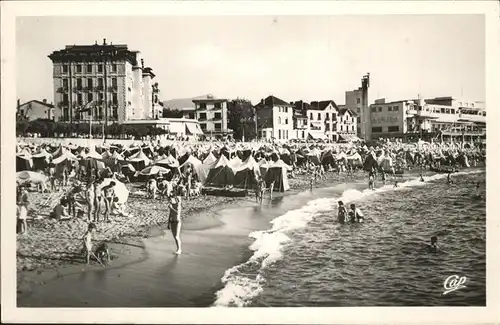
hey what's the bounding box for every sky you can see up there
[16,15,485,106]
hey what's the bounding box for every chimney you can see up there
[43,99,47,104]
[141,59,145,69]
[103,38,107,45]
[17,98,20,108]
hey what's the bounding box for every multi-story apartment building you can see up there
[369,96,486,143]
[255,95,294,141]
[48,39,162,125]
[192,94,230,137]
[17,99,55,121]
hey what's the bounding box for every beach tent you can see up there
[346,152,363,167]
[258,159,273,178]
[127,150,151,171]
[204,155,236,187]
[156,154,180,169]
[378,156,393,171]
[264,159,291,192]
[32,148,53,171]
[203,152,217,165]
[228,156,243,170]
[233,155,261,190]
[179,155,206,183]
[16,152,33,171]
[97,178,129,204]
[52,149,78,165]
[363,152,378,171]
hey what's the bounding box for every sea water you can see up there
[213,170,486,307]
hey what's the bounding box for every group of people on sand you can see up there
[145,165,202,201]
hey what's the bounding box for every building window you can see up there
[77,93,83,106]
[199,112,207,120]
[98,64,103,73]
[310,112,313,120]
[88,93,93,103]
[372,126,382,133]
[214,102,221,109]
[76,65,82,73]
[371,106,377,113]
[326,113,329,119]
[63,94,69,104]
[112,93,118,105]
[98,93,104,103]
[278,129,281,139]
[200,124,207,131]
[98,78,103,89]
[76,78,82,90]
[87,78,93,89]
[62,65,68,73]
[214,112,222,119]
[340,125,343,131]
[388,126,399,132]
[393,106,399,112]
[284,107,288,113]
[378,107,382,112]
[63,79,68,88]
[388,107,392,112]
[317,113,321,120]
[111,64,117,72]
[215,123,222,130]
[285,118,288,125]
[112,78,117,89]
[87,64,92,73]
[199,103,207,109]
[356,98,361,104]
[278,117,282,124]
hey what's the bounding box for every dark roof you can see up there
[48,42,139,65]
[19,100,54,108]
[339,108,357,117]
[309,100,339,111]
[254,95,291,109]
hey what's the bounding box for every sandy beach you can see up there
[17,169,372,305]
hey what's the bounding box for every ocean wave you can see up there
[212,169,484,307]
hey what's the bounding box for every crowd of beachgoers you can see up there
[15,136,485,273]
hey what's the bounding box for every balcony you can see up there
[406,109,418,115]
[95,85,104,91]
[198,116,207,121]
[417,110,439,119]
[109,85,118,92]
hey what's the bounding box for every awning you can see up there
[308,132,327,139]
[186,123,198,135]
[195,124,204,134]
[339,134,362,142]
[168,122,184,134]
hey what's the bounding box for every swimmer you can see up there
[447,172,453,184]
[337,200,348,224]
[419,173,425,182]
[349,203,365,223]
[394,180,399,188]
[368,170,375,190]
[429,236,439,252]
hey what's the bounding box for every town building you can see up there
[192,94,230,138]
[17,99,55,121]
[121,118,204,138]
[255,95,294,141]
[292,100,358,142]
[337,73,370,140]
[369,96,486,143]
[48,39,163,125]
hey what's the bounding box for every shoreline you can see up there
[17,167,477,305]
[16,170,369,301]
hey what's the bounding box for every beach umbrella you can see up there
[16,171,48,184]
[139,165,171,176]
[98,178,129,203]
[156,154,180,168]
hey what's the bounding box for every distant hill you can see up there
[163,94,212,110]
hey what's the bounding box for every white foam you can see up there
[212,169,484,307]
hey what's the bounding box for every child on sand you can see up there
[83,222,97,264]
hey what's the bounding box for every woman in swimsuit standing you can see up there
[167,193,183,255]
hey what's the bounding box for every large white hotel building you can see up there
[48,39,163,125]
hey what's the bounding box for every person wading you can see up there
[167,193,183,255]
